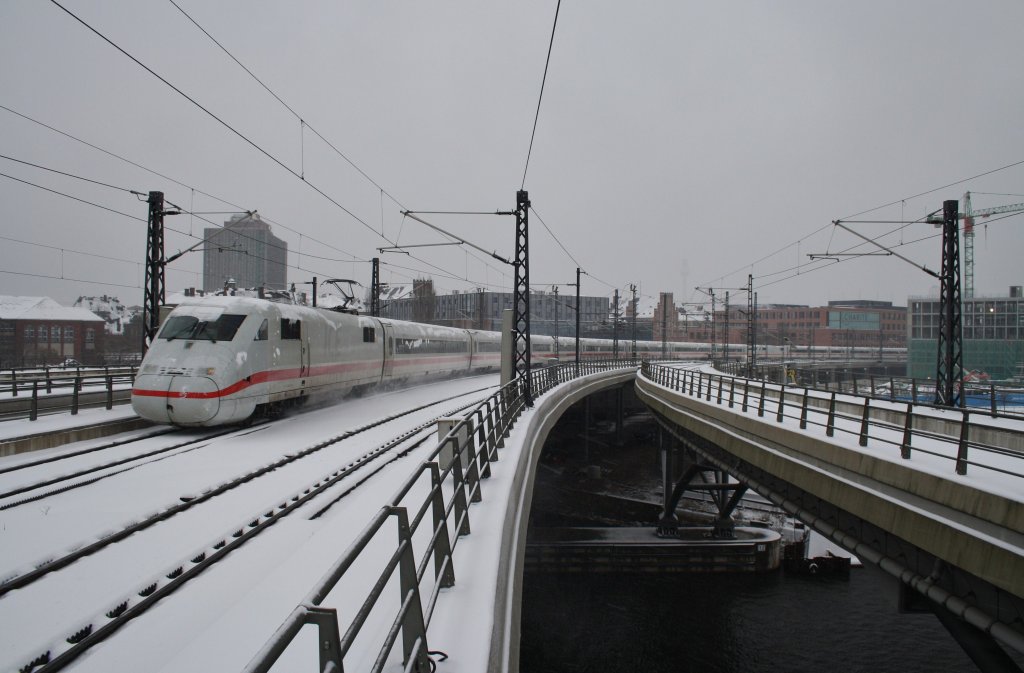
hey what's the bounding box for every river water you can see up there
[520,564,981,672]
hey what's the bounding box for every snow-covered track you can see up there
[11,395,484,673]
[0,427,244,510]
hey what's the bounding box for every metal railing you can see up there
[642,362,1024,479]
[1,367,137,420]
[244,359,639,673]
[717,360,1024,420]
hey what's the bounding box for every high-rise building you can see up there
[202,213,287,292]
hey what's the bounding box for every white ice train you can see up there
[131,296,708,427]
[132,295,902,427]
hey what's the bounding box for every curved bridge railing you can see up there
[642,362,1024,479]
[244,359,640,673]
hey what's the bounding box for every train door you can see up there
[381,322,394,380]
[279,317,303,388]
[301,326,310,380]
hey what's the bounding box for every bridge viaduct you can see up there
[247,362,1024,673]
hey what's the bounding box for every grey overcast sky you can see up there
[2,1,1023,310]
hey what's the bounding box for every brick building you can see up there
[0,296,105,367]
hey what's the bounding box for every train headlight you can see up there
[205,367,216,376]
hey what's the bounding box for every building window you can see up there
[38,325,48,341]
[24,325,34,339]
[85,328,95,344]
[64,326,75,342]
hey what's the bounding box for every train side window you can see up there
[281,318,301,340]
[363,326,376,343]
[254,318,268,341]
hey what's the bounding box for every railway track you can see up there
[3,383,495,673]
[0,425,260,511]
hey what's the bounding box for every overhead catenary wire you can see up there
[165,0,408,213]
[0,169,342,282]
[755,210,1024,292]
[155,0,521,291]
[0,104,364,267]
[48,0,396,247]
[16,11,513,295]
[695,158,1024,292]
[521,0,562,189]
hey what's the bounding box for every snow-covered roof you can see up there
[0,296,103,323]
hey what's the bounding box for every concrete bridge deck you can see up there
[636,362,1024,657]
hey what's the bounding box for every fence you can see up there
[641,362,1024,480]
[243,359,639,673]
[1,367,137,420]
[717,360,1024,419]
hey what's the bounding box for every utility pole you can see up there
[512,190,532,405]
[575,267,582,369]
[935,199,964,408]
[663,290,671,360]
[370,257,380,317]
[723,291,730,362]
[697,287,716,363]
[612,288,620,359]
[630,283,638,360]
[142,191,166,356]
[746,275,755,376]
[552,285,559,358]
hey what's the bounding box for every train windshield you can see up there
[159,313,247,342]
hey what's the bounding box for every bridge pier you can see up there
[657,439,750,539]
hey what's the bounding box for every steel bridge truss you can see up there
[652,412,1024,672]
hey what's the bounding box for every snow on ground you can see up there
[0,374,501,673]
[0,404,138,442]
[2,364,1021,672]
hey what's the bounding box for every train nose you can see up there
[132,374,221,425]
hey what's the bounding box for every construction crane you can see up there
[956,192,1024,299]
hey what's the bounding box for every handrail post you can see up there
[71,375,81,415]
[450,439,471,536]
[106,375,114,410]
[776,384,785,423]
[799,388,809,429]
[758,381,766,418]
[858,398,870,447]
[11,369,16,397]
[889,377,895,403]
[911,378,918,404]
[955,410,970,475]
[46,367,52,394]
[728,377,735,409]
[304,607,344,673]
[705,373,712,402]
[428,463,457,587]
[742,379,749,413]
[870,375,875,398]
[826,392,836,437]
[900,403,913,459]
[390,506,431,672]
[476,408,492,478]
[990,384,997,416]
[30,381,38,421]
[464,421,482,503]
[716,375,723,405]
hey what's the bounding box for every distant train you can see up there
[131,296,902,426]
